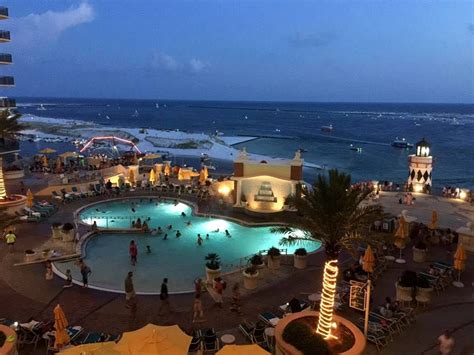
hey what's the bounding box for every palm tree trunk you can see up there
[316,258,339,339]
[0,156,6,199]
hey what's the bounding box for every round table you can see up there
[308,293,321,302]
[220,334,236,345]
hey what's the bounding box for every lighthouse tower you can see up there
[407,138,433,193]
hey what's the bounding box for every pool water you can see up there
[55,198,321,293]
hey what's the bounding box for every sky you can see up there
[1,0,473,103]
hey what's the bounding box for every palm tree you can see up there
[273,169,383,339]
[0,109,23,144]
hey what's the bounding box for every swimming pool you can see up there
[54,198,321,293]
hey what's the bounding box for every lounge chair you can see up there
[17,322,44,351]
[259,311,281,327]
[188,331,202,354]
[51,190,63,202]
[202,328,219,352]
[61,188,79,200]
[71,186,85,198]
[239,321,267,345]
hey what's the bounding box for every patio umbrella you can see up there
[428,210,438,230]
[39,148,56,154]
[394,216,408,264]
[114,323,192,355]
[53,304,70,349]
[217,344,270,355]
[128,168,136,185]
[362,245,375,274]
[453,244,467,288]
[164,164,171,176]
[149,168,156,184]
[26,189,34,208]
[59,341,119,355]
[203,166,209,180]
[178,168,184,181]
[199,169,207,185]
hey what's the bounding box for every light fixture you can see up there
[316,259,339,339]
[218,185,230,195]
[459,191,467,200]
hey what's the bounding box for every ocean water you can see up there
[17,98,474,189]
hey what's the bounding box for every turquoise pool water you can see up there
[54,198,321,293]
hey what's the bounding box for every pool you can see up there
[54,198,321,293]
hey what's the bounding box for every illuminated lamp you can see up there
[413,184,423,193]
[316,259,339,339]
[218,185,230,195]
[459,190,467,200]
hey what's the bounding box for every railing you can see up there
[0,7,8,18]
[0,31,10,41]
[0,76,14,86]
[0,53,12,63]
[0,98,15,108]
[0,139,20,154]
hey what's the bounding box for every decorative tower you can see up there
[407,138,432,193]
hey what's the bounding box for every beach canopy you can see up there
[39,148,56,154]
[428,210,438,230]
[454,244,467,271]
[362,245,375,273]
[217,344,270,355]
[149,168,156,183]
[59,342,119,355]
[26,189,34,208]
[54,304,70,349]
[394,216,408,249]
[114,323,191,355]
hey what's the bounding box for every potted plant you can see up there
[250,254,265,269]
[24,249,37,262]
[61,223,75,242]
[396,270,416,302]
[51,222,62,239]
[415,275,433,304]
[205,253,221,282]
[267,247,281,270]
[243,265,259,290]
[294,248,308,269]
[412,240,427,263]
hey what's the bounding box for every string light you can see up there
[0,157,6,199]
[316,259,339,339]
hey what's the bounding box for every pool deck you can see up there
[2,178,474,354]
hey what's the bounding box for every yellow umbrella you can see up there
[217,344,270,355]
[39,148,56,154]
[178,168,184,181]
[115,324,192,355]
[54,304,70,349]
[149,168,156,184]
[394,216,408,263]
[144,153,162,160]
[164,164,171,176]
[128,168,136,185]
[453,244,467,287]
[362,245,375,274]
[26,189,34,208]
[428,210,438,230]
[199,169,207,185]
[203,166,209,180]
[59,342,119,355]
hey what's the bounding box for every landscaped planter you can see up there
[61,223,75,242]
[412,247,427,263]
[415,287,433,303]
[24,250,37,262]
[0,325,17,355]
[395,282,414,302]
[51,223,63,239]
[294,255,307,269]
[274,311,366,355]
[243,269,259,290]
[267,255,281,269]
[205,267,221,282]
[4,169,24,180]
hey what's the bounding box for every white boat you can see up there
[155,103,160,108]
[37,104,47,111]
[132,110,139,117]
[105,115,110,120]
[321,124,333,132]
[391,137,413,148]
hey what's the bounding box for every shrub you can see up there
[267,247,281,257]
[244,266,258,275]
[62,223,74,231]
[294,248,307,256]
[205,253,221,270]
[414,240,427,250]
[399,270,417,288]
[250,254,263,266]
[282,321,330,355]
[417,275,431,289]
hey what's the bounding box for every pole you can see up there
[364,279,371,337]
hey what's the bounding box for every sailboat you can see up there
[155,103,160,109]
[37,104,47,111]
[132,110,139,117]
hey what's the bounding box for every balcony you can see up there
[0,97,15,108]
[0,53,12,64]
[0,7,8,20]
[0,76,14,86]
[0,30,10,42]
[0,138,20,156]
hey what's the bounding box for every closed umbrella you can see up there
[149,168,156,184]
[55,156,62,174]
[114,323,192,355]
[178,168,184,181]
[428,210,438,230]
[26,189,34,208]
[394,216,408,264]
[217,344,270,355]
[164,164,171,176]
[128,168,136,186]
[199,169,207,185]
[59,341,119,355]
[453,244,467,288]
[203,166,209,180]
[53,304,70,349]
[362,245,375,274]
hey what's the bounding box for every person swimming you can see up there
[157,226,163,234]
[146,245,151,253]
[225,230,231,237]
[176,230,182,238]
[131,208,136,213]
[186,221,192,226]
[212,228,220,233]
[163,234,168,240]
[206,234,210,240]
[197,234,203,246]
[167,224,173,230]
[181,212,186,217]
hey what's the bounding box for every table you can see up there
[220,334,236,345]
[265,327,275,351]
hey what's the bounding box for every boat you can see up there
[37,104,47,111]
[132,110,139,117]
[349,144,362,152]
[391,137,413,148]
[321,124,333,132]
[155,103,160,108]
[298,148,308,153]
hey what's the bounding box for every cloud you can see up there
[11,2,95,50]
[288,32,335,48]
[150,51,210,74]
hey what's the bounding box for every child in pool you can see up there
[146,245,151,253]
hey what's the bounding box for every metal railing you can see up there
[0,31,10,41]
[0,53,12,63]
[0,76,14,86]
